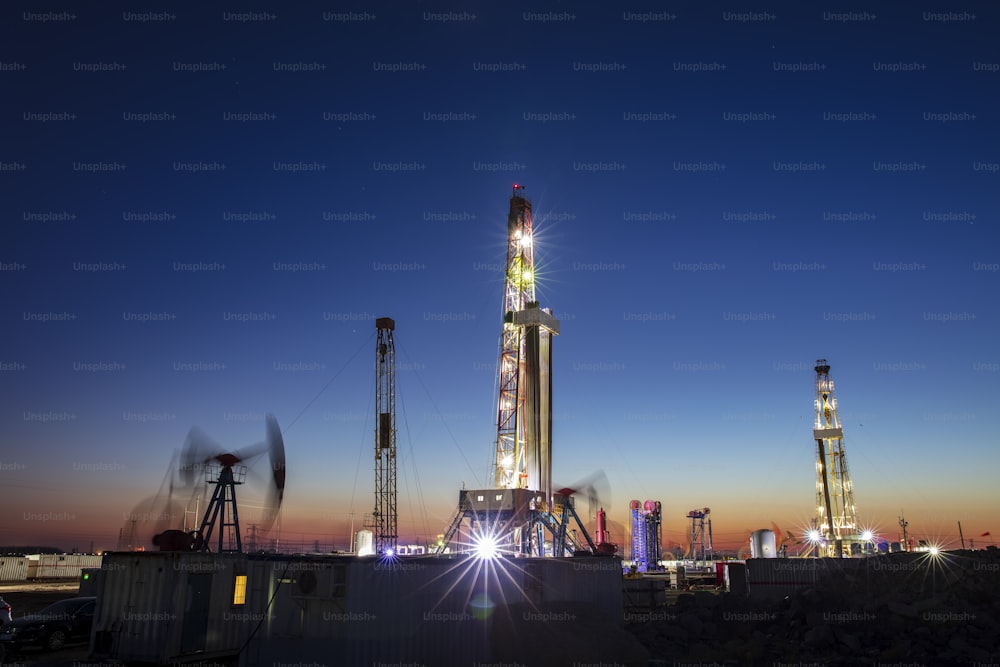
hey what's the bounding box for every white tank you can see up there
[355,530,374,556]
[749,529,777,558]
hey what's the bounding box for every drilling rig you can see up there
[811,359,861,557]
[493,183,557,500]
[687,507,713,564]
[369,317,398,556]
[436,185,597,557]
[629,500,662,572]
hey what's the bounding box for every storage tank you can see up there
[749,529,777,558]
[355,530,374,556]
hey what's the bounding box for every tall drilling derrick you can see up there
[372,317,398,556]
[493,183,558,506]
[437,185,596,559]
[812,359,859,557]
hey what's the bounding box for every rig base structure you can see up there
[435,488,598,557]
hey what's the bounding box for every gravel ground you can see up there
[6,552,999,667]
[0,582,80,617]
[628,548,1000,666]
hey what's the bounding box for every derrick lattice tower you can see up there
[437,185,596,559]
[687,507,713,564]
[812,359,860,557]
[372,317,398,555]
[493,184,558,504]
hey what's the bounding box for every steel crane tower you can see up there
[687,507,713,564]
[372,317,398,556]
[812,359,860,557]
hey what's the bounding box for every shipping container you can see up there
[724,561,748,595]
[746,557,821,598]
[91,551,629,666]
[240,553,626,666]
[79,568,102,596]
[31,554,103,579]
[0,556,28,582]
[90,551,248,664]
[746,553,941,599]
[745,556,871,599]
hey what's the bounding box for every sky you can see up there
[1,2,998,555]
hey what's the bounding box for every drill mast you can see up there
[812,359,859,557]
[373,317,398,556]
[494,184,536,491]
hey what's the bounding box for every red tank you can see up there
[596,507,609,544]
[595,507,617,555]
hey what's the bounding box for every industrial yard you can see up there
[1,188,996,667]
[3,548,1000,666]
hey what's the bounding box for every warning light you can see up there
[513,183,519,189]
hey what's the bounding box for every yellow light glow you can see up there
[233,574,247,605]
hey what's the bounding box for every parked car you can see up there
[0,596,95,654]
[0,597,11,625]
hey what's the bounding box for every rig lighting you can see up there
[473,534,500,560]
[807,530,822,543]
[861,530,874,542]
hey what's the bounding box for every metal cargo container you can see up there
[0,556,28,582]
[32,554,104,579]
[79,568,102,596]
[24,555,39,580]
[746,557,871,599]
[746,557,820,598]
[240,553,627,666]
[722,561,748,595]
[90,551,248,664]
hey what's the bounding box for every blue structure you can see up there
[629,500,662,571]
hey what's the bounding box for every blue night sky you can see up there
[2,2,998,553]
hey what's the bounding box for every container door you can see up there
[180,573,212,653]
